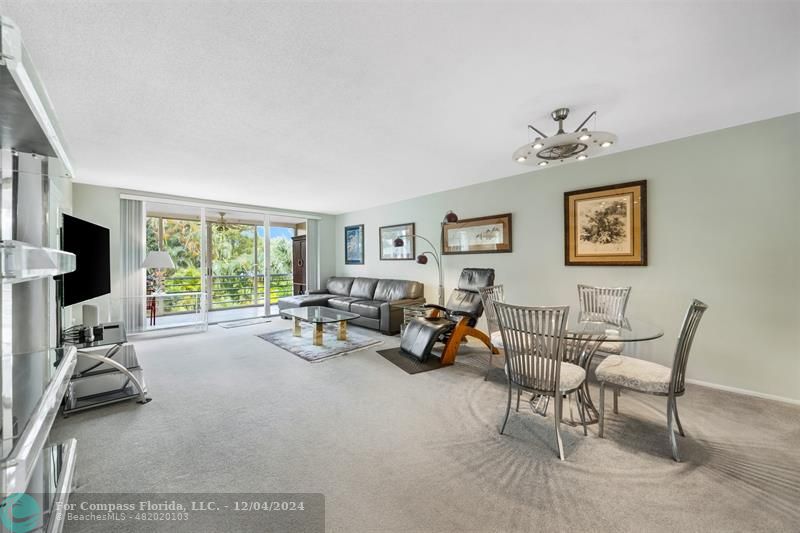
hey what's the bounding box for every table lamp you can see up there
[141,251,175,294]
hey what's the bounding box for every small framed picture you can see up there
[344,224,365,265]
[442,213,512,255]
[564,180,647,266]
[379,223,415,260]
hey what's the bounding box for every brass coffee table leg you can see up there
[293,317,302,337]
[338,320,347,341]
[313,323,324,346]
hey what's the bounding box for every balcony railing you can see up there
[158,273,294,315]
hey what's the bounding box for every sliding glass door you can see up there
[133,199,313,330]
[205,210,267,318]
[141,202,206,331]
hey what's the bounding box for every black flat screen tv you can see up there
[61,214,111,307]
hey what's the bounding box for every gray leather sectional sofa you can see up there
[277,277,425,334]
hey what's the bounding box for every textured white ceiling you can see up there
[2,1,798,214]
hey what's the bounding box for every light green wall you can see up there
[70,183,123,324]
[335,113,800,402]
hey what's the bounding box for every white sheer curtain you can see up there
[120,199,145,332]
[305,219,320,292]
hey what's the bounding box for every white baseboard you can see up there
[686,378,800,406]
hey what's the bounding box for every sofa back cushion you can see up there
[350,278,378,299]
[326,277,355,296]
[374,279,424,302]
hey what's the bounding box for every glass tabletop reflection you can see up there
[280,305,360,323]
[564,312,663,342]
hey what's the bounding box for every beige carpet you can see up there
[52,321,800,532]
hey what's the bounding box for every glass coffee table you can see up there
[280,306,361,346]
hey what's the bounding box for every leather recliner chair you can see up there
[400,268,499,365]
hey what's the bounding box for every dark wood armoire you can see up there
[292,235,307,295]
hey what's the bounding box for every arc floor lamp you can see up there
[393,211,458,306]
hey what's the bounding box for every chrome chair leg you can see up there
[500,383,512,434]
[530,394,549,416]
[613,387,619,414]
[672,398,685,437]
[565,394,572,423]
[667,398,681,462]
[554,393,565,461]
[577,389,588,437]
[599,382,606,438]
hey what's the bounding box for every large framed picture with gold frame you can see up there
[564,180,647,266]
[442,213,512,255]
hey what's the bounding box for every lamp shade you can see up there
[141,251,175,269]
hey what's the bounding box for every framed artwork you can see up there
[344,224,365,265]
[564,180,647,266]
[379,222,415,260]
[442,213,512,255]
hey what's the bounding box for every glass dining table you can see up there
[498,312,664,426]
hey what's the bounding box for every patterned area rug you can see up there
[257,324,382,362]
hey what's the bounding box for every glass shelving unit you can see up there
[0,347,77,495]
[0,240,76,283]
[0,239,77,497]
[0,14,81,530]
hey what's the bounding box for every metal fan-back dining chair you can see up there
[495,303,587,460]
[577,284,632,355]
[478,285,504,379]
[577,284,631,320]
[597,299,708,462]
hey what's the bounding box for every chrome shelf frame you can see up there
[45,439,77,533]
[0,346,77,496]
[0,240,75,283]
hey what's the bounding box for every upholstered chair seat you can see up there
[597,340,624,354]
[506,356,585,391]
[494,332,585,390]
[496,303,585,460]
[595,355,672,394]
[597,299,709,462]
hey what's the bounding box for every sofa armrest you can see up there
[307,289,329,295]
[387,297,426,309]
[379,298,426,334]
